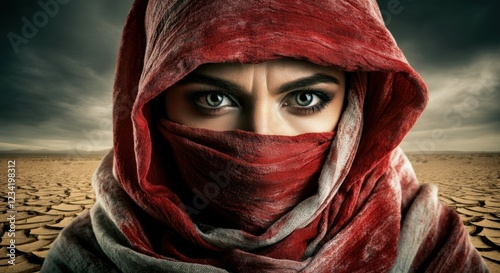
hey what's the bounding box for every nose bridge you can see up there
[245,64,271,134]
[241,63,285,135]
[249,101,272,134]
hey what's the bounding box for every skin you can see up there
[164,58,346,135]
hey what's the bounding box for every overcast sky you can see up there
[0,0,499,153]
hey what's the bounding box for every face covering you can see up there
[158,118,335,234]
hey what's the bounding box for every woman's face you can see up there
[164,59,346,135]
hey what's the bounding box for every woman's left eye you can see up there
[284,91,327,107]
[294,92,315,106]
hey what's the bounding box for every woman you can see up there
[42,0,488,272]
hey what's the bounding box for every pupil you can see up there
[207,94,223,106]
[296,93,312,106]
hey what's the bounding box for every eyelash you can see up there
[187,89,333,116]
[187,90,238,115]
[286,90,333,115]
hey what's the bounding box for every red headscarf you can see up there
[76,0,488,272]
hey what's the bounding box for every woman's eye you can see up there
[295,92,314,106]
[205,93,224,107]
[286,92,323,107]
[283,91,333,115]
[198,92,234,108]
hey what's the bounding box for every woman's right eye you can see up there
[186,91,239,115]
[197,92,234,108]
[204,93,225,107]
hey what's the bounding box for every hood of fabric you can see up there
[111,0,428,268]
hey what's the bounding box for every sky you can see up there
[0,0,499,153]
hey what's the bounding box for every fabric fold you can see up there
[158,118,335,234]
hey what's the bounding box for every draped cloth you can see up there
[157,119,336,235]
[42,0,489,272]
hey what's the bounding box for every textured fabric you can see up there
[42,0,489,272]
[157,119,335,234]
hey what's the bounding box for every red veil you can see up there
[42,0,488,272]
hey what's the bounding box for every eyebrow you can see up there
[277,73,341,93]
[178,73,243,95]
[177,72,341,95]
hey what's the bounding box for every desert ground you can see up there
[0,152,499,272]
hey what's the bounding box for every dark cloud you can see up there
[377,0,500,151]
[401,58,500,152]
[0,0,133,150]
[0,1,498,151]
[378,0,500,70]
